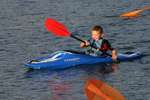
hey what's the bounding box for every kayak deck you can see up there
[25,50,142,70]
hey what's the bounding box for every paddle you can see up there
[45,18,98,49]
[45,18,85,43]
[120,6,150,18]
[85,79,125,100]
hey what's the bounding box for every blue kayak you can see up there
[25,50,142,70]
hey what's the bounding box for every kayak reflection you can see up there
[81,63,118,75]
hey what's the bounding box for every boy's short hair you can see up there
[91,25,103,33]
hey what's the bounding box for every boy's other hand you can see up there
[112,50,117,61]
[112,55,117,61]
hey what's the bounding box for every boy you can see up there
[80,25,117,60]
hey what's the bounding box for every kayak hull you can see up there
[25,51,142,70]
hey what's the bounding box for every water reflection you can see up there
[48,80,73,100]
[24,63,118,100]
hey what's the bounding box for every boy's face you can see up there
[91,31,103,40]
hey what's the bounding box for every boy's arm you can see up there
[106,40,117,60]
[101,39,117,60]
[107,40,117,60]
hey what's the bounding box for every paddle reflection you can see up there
[84,79,125,100]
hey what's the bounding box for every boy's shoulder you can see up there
[102,38,109,42]
[88,38,109,42]
[101,38,112,45]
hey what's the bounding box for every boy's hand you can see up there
[112,50,117,61]
[80,40,90,48]
[84,40,90,46]
[112,55,117,61]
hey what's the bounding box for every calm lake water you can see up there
[0,0,150,100]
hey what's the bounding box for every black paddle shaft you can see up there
[70,34,97,49]
[70,34,85,43]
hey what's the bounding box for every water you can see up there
[0,0,150,100]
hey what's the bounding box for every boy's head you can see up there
[91,25,104,40]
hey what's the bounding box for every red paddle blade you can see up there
[45,18,71,37]
[85,79,125,100]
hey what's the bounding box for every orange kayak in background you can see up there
[120,6,150,18]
